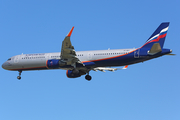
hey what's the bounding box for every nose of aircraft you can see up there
[2,62,9,70]
[2,62,6,69]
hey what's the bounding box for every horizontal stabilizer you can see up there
[148,43,162,55]
[166,53,176,55]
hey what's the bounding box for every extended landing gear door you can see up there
[134,49,140,58]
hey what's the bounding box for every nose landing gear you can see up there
[17,70,22,80]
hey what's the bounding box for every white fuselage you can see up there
[3,48,136,71]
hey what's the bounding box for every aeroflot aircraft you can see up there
[2,22,174,81]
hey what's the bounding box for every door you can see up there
[46,53,51,60]
[88,53,93,60]
[134,49,140,58]
[14,55,19,63]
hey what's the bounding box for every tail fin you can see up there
[141,22,170,49]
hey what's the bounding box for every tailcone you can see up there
[170,49,173,53]
[161,49,172,55]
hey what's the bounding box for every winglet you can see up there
[122,65,128,69]
[67,26,74,37]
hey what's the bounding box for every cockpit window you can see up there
[7,58,11,61]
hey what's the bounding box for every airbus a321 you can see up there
[2,22,174,81]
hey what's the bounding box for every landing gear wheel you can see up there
[17,76,21,80]
[85,75,92,81]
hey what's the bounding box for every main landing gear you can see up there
[85,72,92,81]
[17,70,22,80]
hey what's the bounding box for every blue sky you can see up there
[0,0,179,120]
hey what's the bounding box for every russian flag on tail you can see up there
[141,22,169,49]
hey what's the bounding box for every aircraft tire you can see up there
[85,75,92,81]
[17,76,21,80]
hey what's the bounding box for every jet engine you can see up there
[46,59,66,69]
[66,70,86,78]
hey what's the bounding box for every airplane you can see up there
[2,22,175,81]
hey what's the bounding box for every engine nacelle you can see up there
[46,59,66,69]
[66,70,86,78]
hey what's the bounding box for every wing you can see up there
[93,65,128,72]
[60,27,84,67]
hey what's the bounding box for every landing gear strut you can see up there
[17,70,22,80]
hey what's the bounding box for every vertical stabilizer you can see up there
[141,22,169,49]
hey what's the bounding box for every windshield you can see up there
[7,58,11,61]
